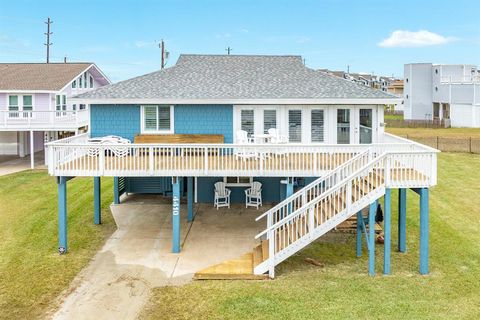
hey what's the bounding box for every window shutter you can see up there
[241,110,254,135]
[157,106,171,130]
[263,110,276,134]
[144,106,157,131]
[311,109,324,142]
[288,110,302,142]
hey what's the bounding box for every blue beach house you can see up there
[47,54,438,278]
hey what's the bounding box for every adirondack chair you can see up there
[267,128,289,144]
[245,181,262,209]
[235,130,257,160]
[214,182,231,209]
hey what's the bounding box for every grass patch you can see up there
[0,171,115,320]
[140,153,480,319]
[387,127,480,138]
[384,113,403,121]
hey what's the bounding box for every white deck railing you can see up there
[254,144,438,277]
[0,110,88,129]
[46,133,438,181]
[440,75,480,84]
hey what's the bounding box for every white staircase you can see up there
[254,150,391,278]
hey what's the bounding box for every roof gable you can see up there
[0,63,109,91]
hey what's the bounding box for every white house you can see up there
[404,63,480,127]
[0,63,110,167]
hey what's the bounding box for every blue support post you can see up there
[172,177,181,253]
[398,188,407,252]
[368,201,376,276]
[58,177,68,254]
[94,177,101,225]
[356,211,363,257]
[187,177,194,222]
[419,188,429,275]
[286,178,294,215]
[113,177,120,204]
[383,188,392,275]
[286,178,294,198]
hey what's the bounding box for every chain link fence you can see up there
[397,135,480,153]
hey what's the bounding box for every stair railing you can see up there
[255,152,389,277]
[255,148,372,230]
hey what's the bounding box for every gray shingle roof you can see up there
[76,54,396,101]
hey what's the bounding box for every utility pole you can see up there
[44,17,53,63]
[160,39,165,69]
[225,46,232,55]
[159,39,169,69]
[347,65,350,74]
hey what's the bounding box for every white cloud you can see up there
[215,33,231,39]
[240,28,249,33]
[134,40,157,48]
[0,33,30,48]
[296,36,311,44]
[379,30,454,48]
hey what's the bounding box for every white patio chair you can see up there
[214,182,231,209]
[245,181,262,209]
[267,128,289,144]
[235,130,257,160]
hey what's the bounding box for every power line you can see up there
[44,17,53,63]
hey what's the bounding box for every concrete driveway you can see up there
[52,195,268,320]
[0,151,45,176]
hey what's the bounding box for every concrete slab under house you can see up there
[47,54,439,279]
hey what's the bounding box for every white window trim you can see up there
[7,94,35,111]
[287,106,303,143]
[310,107,326,143]
[140,105,174,134]
[223,176,253,187]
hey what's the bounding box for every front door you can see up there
[336,107,375,144]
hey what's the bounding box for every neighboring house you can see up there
[323,69,395,92]
[404,63,480,127]
[47,54,437,278]
[0,63,110,167]
[387,80,404,112]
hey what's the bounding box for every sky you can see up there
[0,0,479,82]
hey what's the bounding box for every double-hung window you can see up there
[55,95,67,116]
[8,95,19,112]
[311,109,324,142]
[240,109,254,135]
[263,109,276,134]
[142,105,173,133]
[8,95,19,118]
[288,109,302,143]
[89,75,94,88]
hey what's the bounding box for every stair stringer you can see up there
[254,186,385,275]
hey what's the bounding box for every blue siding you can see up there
[197,177,282,204]
[174,105,233,143]
[90,104,141,142]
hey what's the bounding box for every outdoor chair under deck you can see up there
[214,181,231,209]
[245,181,263,209]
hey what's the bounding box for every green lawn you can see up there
[387,127,480,138]
[384,113,404,121]
[0,171,115,320]
[140,153,480,320]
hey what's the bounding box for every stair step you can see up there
[253,243,264,267]
[261,239,269,260]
